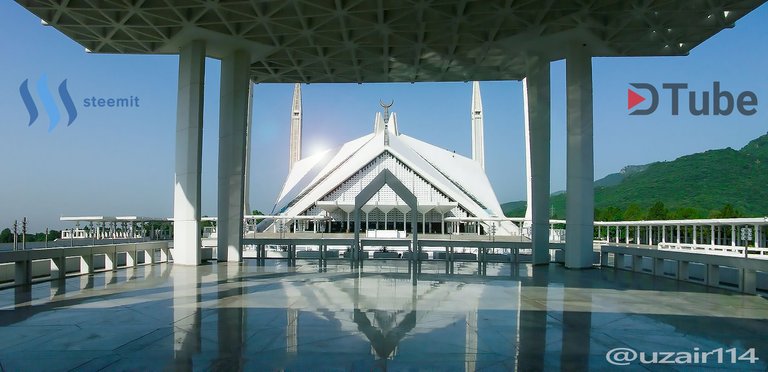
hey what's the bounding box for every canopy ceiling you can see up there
[17,0,766,82]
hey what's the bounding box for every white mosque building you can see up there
[257,83,521,237]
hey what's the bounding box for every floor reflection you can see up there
[0,260,766,371]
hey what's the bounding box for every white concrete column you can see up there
[173,40,206,266]
[731,225,736,246]
[440,214,445,234]
[647,226,651,245]
[243,83,254,216]
[755,225,761,248]
[711,225,715,246]
[662,225,666,243]
[693,225,697,244]
[564,44,594,269]
[523,60,551,265]
[217,50,250,262]
[676,225,681,244]
[718,226,722,245]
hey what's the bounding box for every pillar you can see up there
[755,224,761,248]
[80,254,93,274]
[173,40,206,266]
[104,252,116,271]
[15,260,31,285]
[693,225,697,244]
[524,60,551,265]
[441,213,445,234]
[126,249,136,268]
[564,44,595,269]
[635,225,642,244]
[243,83,254,217]
[51,256,66,279]
[743,269,757,294]
[217,50,250,262]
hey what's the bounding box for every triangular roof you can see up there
[269,112,518,235]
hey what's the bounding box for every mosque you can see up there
[257,82,520,237]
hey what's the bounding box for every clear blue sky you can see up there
[1,2,767,231]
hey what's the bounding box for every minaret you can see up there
[471,81,485,169]
[289,83,302,171]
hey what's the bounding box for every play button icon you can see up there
[628,88,646,110]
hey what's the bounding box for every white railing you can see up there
[0,241,171,286]
[657,242,768,258]
[601,244,768,294]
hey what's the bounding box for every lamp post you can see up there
[12,220,18,251]
[740,226,753,258]
[21,217,27,250]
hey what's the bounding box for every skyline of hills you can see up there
[503,132,768,220]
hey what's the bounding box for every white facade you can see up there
[259,99,519,236]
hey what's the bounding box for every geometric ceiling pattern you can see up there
[16,0,766,83]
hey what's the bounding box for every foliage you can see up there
[0,229,60,243]
[622,203,645,221]
[0,228,11,243]
[251,209,265,223]
[711,203,741,218]
[647,201,668,220]
[504,133,768,219]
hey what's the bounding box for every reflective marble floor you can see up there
[0,260,767,371]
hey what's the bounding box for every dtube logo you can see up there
[628,82,758,116]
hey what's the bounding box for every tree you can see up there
[597,206,623,221]
[622,203,645,221]
[669,207,702,219]
[647,201,668,220]
[715,203,741,218]
[0,228,11,243]
[251,209,264,223]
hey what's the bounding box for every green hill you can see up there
[504,132,768,219]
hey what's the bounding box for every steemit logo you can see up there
[19,75,78,131]
[628,82,758,116]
